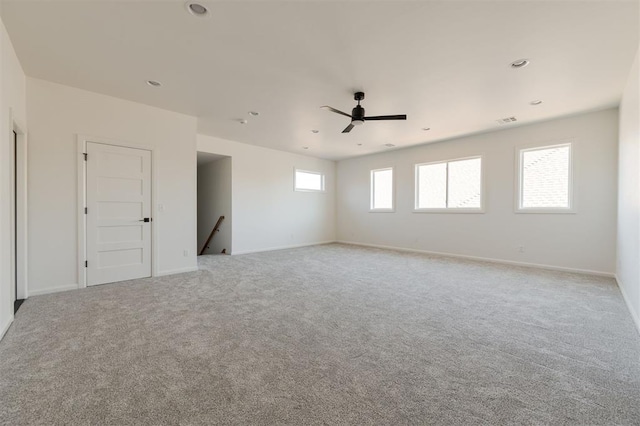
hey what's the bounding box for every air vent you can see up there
[497,117,517,125]
[384,143,396,147]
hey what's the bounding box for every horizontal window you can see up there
[295,169,324,192]
[415,157,482,211]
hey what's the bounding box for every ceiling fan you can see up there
[321,92,407,133]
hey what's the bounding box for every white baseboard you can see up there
[155,266,199,277]
[615,275,640,335]
[0,314,14,341]
[28,284,79,297]
[231,240,337,256]
[336,240,615,278]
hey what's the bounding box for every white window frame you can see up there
[414,155,484,213]
[516,142,574,214]
[370,167,395,212]
[294,168,325,192]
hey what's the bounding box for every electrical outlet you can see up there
[183,249,189,257]
[517,246,525,253]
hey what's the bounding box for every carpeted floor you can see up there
[0,243,639,425]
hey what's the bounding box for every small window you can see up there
[518,143,571,211]
[370,167,394,211]
[415,157,482,211]
[295,169,324,192]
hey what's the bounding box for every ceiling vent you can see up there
[497,117,517,125]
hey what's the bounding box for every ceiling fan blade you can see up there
[321,106,353,118]
[342,123,355,133]
[364,115,407,121]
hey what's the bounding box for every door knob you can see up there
[139,218,151,222]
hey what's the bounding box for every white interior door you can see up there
[86,142,151,286]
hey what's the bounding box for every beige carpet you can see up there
[0,243,639,425]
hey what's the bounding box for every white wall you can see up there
[617,48,640,331]
[197,157,232,254]
[26,78,198,296]
[337,109,619,275]
[197,135,336,254]
[0,18,26,339]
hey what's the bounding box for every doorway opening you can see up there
[197,152,231,256]
[11,121,28,314]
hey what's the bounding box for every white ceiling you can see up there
[1,0,638,160]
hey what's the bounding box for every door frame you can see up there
[76,135,157,289]
[9,109,28,300]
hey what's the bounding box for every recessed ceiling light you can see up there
[146,80,161,87]
[311,130,319,134]
[510,59,530,68]
[384,143,395,148]
[530,100,543,105]
[186,2,209,17]
[422,127,431,131]
[303,146,309,150]
[248,111,260,116]
[239,119,248,124]
[357,143,363,146]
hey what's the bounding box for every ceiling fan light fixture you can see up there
[322,92,407,133]
[146,80,162,87]
[530,100,543,105]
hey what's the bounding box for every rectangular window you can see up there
[370,168,394,211]
[415,157,482,211]
[518,143,571,211]
[294,169,324,192]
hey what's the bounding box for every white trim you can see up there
[0,315,14,341]
[413,208,484,214]
[370,167,395,211]
[414,155,484,212]
[336,240,615,277]
[155,266,199,277]
[615,275,640,335]
[515,141,574,213]
[77,139,86,289]
[9,108,28,300]
[76,134,157,287]
[28,284,79,297]
[231,240,336,255]
[294,168,326,192]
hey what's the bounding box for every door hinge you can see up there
[83,153,88,161]
[85,260,88,268]
[84,207,88,214]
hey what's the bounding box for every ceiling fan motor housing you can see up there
[352,105,365,124]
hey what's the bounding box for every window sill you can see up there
[515,208,575,214]
[370,209,395,213]
[294,189,325,193]
[413,208,484,214]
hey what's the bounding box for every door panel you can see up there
[86,142,151,286]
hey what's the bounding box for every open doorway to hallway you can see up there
[11,126,27,314]
[197,152,231,256]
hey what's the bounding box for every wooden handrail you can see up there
[199,215,224,255]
